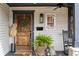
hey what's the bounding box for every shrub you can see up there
[34,34,53,48]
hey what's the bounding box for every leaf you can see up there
[34,34,54,48]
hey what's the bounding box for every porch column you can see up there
[75,3,79,47]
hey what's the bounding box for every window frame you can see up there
[45,13,56,30]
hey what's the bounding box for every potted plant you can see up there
[34,34,53,56]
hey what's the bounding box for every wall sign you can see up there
[36,27,43,31]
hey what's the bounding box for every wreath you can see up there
[20,19,29,27]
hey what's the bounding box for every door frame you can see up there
[13,10,34,53]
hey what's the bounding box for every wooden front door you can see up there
[15,14,32,51]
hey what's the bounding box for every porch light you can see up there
[40,13,44,23]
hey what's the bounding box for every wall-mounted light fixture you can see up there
[40,13,44,23]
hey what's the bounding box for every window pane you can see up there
[47,15,54,29]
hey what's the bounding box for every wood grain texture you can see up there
[15,14,32,51]
[16,45,32,50]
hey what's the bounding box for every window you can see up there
[46,14,55,29]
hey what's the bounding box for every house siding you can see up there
[0,4,10,56]
[10,7,68,51]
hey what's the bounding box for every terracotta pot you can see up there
[35,46,46,56]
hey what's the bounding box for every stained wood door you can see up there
[15,14,32,51]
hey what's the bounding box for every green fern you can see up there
[34,34,53,48]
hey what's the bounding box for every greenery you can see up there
[20,19,29,27]
[34,34,53,48]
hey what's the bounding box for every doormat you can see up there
[15,51,32,55]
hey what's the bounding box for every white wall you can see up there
[75,3,79,47]
[10,7,68,51]
[0,4,10,56]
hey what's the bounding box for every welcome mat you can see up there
[15,52,32,55]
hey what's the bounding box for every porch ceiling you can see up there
[7,3,73,7]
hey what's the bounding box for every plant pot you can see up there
[35,45,46,56]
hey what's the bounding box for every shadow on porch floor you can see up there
[5,51,67,56]
[55,51,68,56]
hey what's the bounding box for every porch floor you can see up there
[5,51,67,56]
